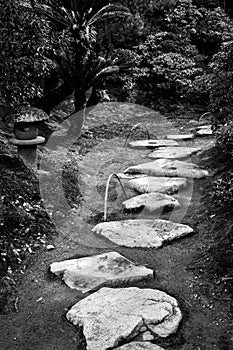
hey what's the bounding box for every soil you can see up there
[0,101,232,350]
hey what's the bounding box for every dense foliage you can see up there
[208,42,233,128]
[0,0,56,108]
[1,0,233,114]
[0,0,133,114]
[213,121,233,207]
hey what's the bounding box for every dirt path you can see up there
[0,103,232,350]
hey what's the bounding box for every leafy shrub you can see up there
[185,73,212,104]
[123,30,204,103]
[152,52,203,95]
[192,7,233,57]
[214,171,233,206]
[192,0,221,9]
[213,122,233,206]
[116,0,179,37]
[215,121,233,157]
[164,0,202,35]
[209,71,233,127]
[0,0,57,107]
[209,42,233,127]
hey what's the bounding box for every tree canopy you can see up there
[1,0,233,116]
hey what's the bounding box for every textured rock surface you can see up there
[148,147,201,160]
[50,252,153,293]
[141,332,155,341]
[67,287,182,350]
[125,159,209,179]
[197,124,211,129]
[122,192,180,212]
[128,139,179,149]
[166,134,194,140]
[196,126,213,136]
[93,219,194,248]
[127,176,188,194]
[116,342,165,350]
[117,173,148,180]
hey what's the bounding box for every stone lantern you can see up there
[9,107,48,169]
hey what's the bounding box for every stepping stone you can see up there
[92,219,194,248]
[125,159,209,179]
[197,124,211,129]
[128,139,179,149]
[122,193,180,212]
[127,176,187,194]
[66,287,182,350]
[166,134,194,140]
[196,126,213,136]
[115,342,165,350]
[148,147,201,160]
[50,252,153,293]
[117,173,148,180]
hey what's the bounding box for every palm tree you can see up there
[30,0,133,112]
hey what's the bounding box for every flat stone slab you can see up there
[196,124,212,129]
[66,287,182,350]
[116,342,165,350]
[50,252,153,293]
[196,126,213,136]
[122,193,180,212]
[117,173,148,180]
[148,147,201,160]
[128,139,179,149]
[125,159,209,179]
[166,134,194,140]
[127,176,188,194]
[92,219,194,248]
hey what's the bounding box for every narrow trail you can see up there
[0,103,231,350]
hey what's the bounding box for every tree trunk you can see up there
[74,87,86,112]
[74,86,101,112]
[34,81,74,114]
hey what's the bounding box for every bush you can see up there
[214,171,233,206]
[209,42,233,127]
[213,122,233,206]
[0,0,57,108]
[215,121,233,157]
[152,52,203,95]
[185,73,212,104]
[122,30,204,104]
[192,7,233,57]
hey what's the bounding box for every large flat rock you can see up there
[117,173,148,180]
[166,134,194,140]
[196,124,212,130]
[50,252,153,293]
[122,193,180,212]
[92,219,194,248]
[128,139,179,149]
[66,287,182,350]
[148,147,201,160]
[125,159,209,179]
[116,342,165,350]
[196,126,213,136]
[127,176,188,194]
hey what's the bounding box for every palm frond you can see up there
[29,3,70,27]
[87,4,132,26]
